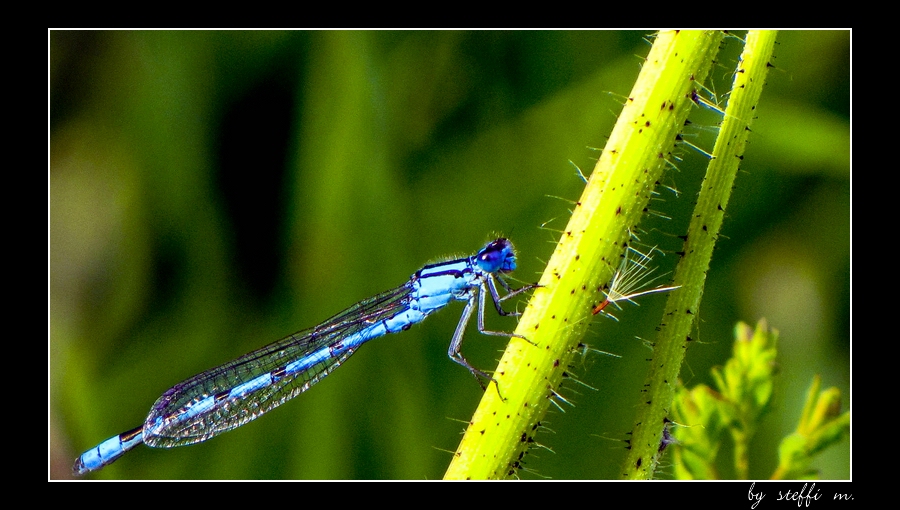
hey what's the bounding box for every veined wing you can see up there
[143,282,413,447]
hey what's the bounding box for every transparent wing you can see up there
[144,283,413,448]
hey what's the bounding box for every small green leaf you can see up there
[672,384,726,479]
[772,376,850,479]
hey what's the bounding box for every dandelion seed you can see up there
[592,246,680,316]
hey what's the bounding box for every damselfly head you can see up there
[476,238,516,274]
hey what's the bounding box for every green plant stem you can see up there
[734,431,751,479]
[444,30,724,480]
[621,30,778,479]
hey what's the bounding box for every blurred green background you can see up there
[50,30,850,480]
